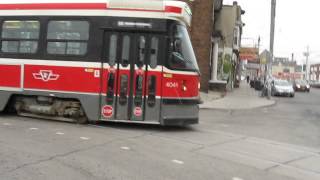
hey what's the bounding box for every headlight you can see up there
[306,85,310,88]
[296,84,301,88]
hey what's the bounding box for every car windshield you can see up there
[275,80,291,86]
[295,80,308,85]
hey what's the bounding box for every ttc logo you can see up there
[33,70,60,82]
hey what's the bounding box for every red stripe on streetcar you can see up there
[106,6,182,14]
[0,3,107,10]
[165,6,182,14]
[0,65,21,88]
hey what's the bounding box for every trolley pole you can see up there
[267,0,276,99]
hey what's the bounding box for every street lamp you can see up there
[267,0,276,99]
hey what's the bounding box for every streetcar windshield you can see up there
[170,25,199,72]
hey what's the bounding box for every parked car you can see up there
[249,78,264,90]
[293,79,310,92]
[309,80,320,88]
[271,80,295,97]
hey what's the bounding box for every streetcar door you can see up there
[100,32,160,122]
[100,32,119,120]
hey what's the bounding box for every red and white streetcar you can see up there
[0,0,200,126]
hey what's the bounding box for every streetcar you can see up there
[0,0,200,126]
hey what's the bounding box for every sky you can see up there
[3,0,320,65]
[224,0,320,65]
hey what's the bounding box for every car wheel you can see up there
[291,94,295,98]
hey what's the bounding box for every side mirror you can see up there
[174,39,182,52]
[171,52,186,68]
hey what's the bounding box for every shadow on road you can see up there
[92,121,197,132]
[0,113,197,133]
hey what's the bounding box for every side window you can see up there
[137,36,146,68]
[121,35,130,67]
[47,21,89,56]
[150,37,159,69]
[108,34,117,66]
[1,20,40,54]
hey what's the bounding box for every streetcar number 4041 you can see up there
[166,82,179,88]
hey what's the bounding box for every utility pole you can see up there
[303,46,310,81]
[267,0,276,99]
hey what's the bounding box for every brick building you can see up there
[180,0,244,92]
[272,57,303,80]
[181,0,215,91]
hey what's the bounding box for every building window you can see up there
[47,21,89,55]
[1,20,40,53]
[283,68,290,73]
[233,27,239,48]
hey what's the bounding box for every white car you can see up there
[271,80,295,97]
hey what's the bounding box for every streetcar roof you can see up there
[0,0,192,26]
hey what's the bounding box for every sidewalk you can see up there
[200,81,276,110]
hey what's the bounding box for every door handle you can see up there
[106,72,115,104]
[134,75,143,106]
[119,74,128,105]
[147,76,156,107]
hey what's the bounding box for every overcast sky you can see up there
[3,0,320,64]
[224,0,320,65]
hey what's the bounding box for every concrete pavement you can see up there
[199,88,320,180]
[200,81,276,110]
[0,87,319,180]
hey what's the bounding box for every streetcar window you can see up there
[169,25,199,71]
[108,34,117,66]
[121,35,130,67]
[1,20,40,54]
[137,36,145,67]
[47,21,89,55]
[150,37,159,69]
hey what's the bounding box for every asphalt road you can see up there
[0,88,320,180]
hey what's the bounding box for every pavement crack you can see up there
[0,136,128,176]
[55,159,103,180]
[282,155,314,165]
[129,132,153,139]
[264,164,280,171]
[189,137,246,153]
[207,137,247,147]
